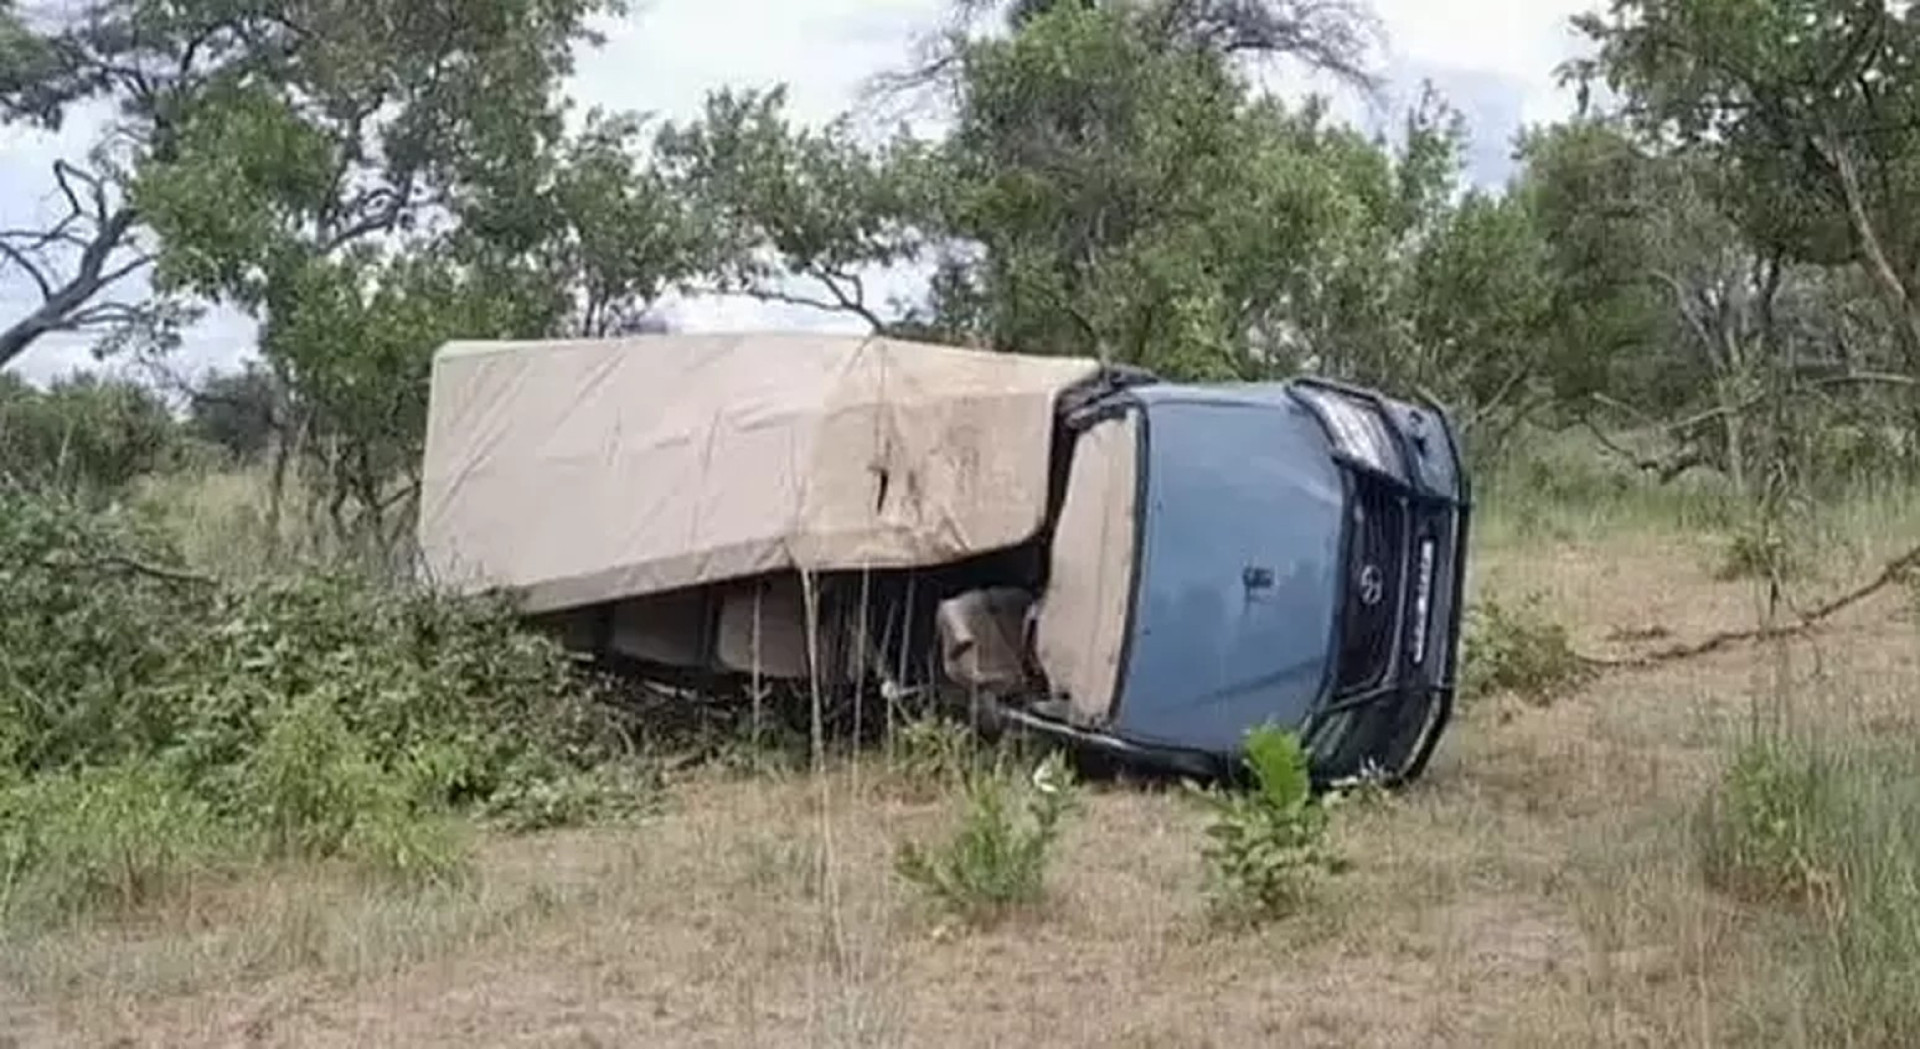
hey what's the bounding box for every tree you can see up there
[664,0,1538,413]
[878,0,1384,108]
[452,108,708,339]
[1571,0,1920,372]
[185,362,282,464]
[34,0,631,553]
[0,158,158,369]
[655,88,936,333]
[890,2,1403,378]
[0,370,179,496]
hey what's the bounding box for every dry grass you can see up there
[5,484,1919,1047]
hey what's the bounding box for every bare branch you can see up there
[1584,543,1920,669]
[0,241,55,299]
[742,270,889,334]
[33,553,216,589]
[0,195,146,368]
[1578,413,1708,484]
[1813,119,1920,352]
[63,300,145,328]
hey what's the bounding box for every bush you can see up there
[0,372,183,500]
[1190,726,1343,924]
[0,490,649,922]
[1459,595,1591,704]
[1698,737,1836,907]
[1715,524,1800,582]
[895,751,1078,925]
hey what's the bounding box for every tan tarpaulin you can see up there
[416,332,1103,614]
[1033,411,1139,725]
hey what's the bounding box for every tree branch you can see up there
[1813,118,1920,353]
[0,159,148,368]
[0,240,55,299]
[1584,543,1920,669]
[34,553,216,589]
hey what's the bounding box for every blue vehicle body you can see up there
[995,373,1472,785]
[1113,385,1347,756]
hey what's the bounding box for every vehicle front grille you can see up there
[1334,478,1405,693]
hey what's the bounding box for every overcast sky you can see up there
[0,0,1594,385]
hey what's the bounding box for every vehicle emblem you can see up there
[1356,564,1385,607]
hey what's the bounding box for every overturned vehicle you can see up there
[416,333,1471,784]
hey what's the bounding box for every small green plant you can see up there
[889,714,977,799]
[1715,524,1800,582]
[1459,595,1591,704]
[894,751,1078,925]
[1191,725,1343,924]
[1697,736,1835,906]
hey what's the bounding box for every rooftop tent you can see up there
[416,332,1105,614]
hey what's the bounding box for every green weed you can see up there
[1190,726,1343,924]
[894,751,1078,925]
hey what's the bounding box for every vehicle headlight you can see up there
[1295,387,1400,474]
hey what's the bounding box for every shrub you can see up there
[0,371,183,499]
[895,751,1078,925]
[1191,726,1343,924]
[0,490,650,921]
[1715,524,1800,582]
[1459,595,1591,704]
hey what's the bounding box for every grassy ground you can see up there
[4,467,1919,1047]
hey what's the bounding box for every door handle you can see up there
[1243,565,1275,591]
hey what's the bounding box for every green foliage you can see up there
[0,0,643,550]
[0,372,182,498]
[185,364,282,464]
[1698,734,1920,1044]
[895,751,1078,925]
[1714,524,1800,583]
[1571,1,1920,269]
[656,87,934,331]
[1459,596,1591,704]
[888,715,978,799]
[0,490,648,924]
[666,3,1546,427]
[1698,737,1835,906]
[0,761,226,924]
[1191,725,1342,924]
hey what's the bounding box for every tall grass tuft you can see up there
[1699,733,1920,1044]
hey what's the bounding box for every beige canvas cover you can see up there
[416,332,1103,614]
[1033,411,1140,725]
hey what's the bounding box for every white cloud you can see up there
[2,0,1596,383]
[1372,0,1592,128]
